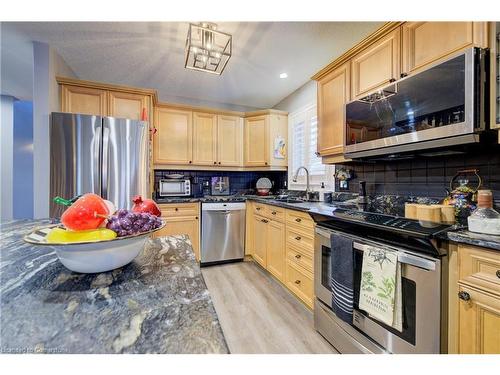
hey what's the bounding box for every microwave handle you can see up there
[353,242,436,271]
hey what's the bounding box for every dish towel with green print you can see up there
[359,246,402,331]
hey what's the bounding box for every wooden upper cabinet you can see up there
[217,115,243,167]
[402,22,487,75]
[351,28,401,98]
[192,112,217,166]
[458,285,500,354]
[108,91,150,120]
[61,85,108,115]
[244,115,269,166]
[154,107,193,165]
[317,62,350,157]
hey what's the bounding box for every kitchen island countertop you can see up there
[0,219,228,354]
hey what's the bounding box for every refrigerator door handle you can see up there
[101,125,110,200]
[93,119,102,195]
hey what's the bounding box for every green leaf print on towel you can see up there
[361,271,376,292]
[376,276,396,305]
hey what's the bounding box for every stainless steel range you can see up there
[309,206,452,354]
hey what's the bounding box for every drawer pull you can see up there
[295,218,302,222]
[271,211,277,215]
[175,208,179,211]
[295,254,301,259]
[295,236,301,241]
[458,291,471,301]
[261,219,268,223]
[256,207,261,211]
[496,270,500,279]
[294,280,301,285]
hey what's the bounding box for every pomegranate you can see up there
[131,195,161,217]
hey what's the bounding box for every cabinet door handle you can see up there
[189,161,192,164]
[195,216,198,220]
[213,161,217,165]
[458,291,471,301]
[175,207,179,211]
[496,270,500,279]
[261,219,267,223]
[294,280,301,285]
[218,162,221,165]
[389,78,396,83]
[265,162,268,165]
[295,254,301,259]
[295,236,301,241]
[295,218,301,223]
[400,72,408,78]
[271,211,276,215]
[256,207,261,211]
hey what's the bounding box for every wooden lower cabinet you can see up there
[458,285,500,354]
[154,203,200,261]
[453,244,500,354]
[266,219,286,282]
[285,260,314,308]
[252,214,268,268]
[247,203,315,309]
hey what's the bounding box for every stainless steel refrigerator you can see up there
[50,112,149,218]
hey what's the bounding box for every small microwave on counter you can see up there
[158,178,191,197]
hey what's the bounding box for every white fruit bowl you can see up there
[24,222,165,273]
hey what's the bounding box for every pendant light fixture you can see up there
[184,22,232,75]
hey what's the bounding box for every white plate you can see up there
[24,222,165,273]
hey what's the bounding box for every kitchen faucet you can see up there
[292,166,312,201]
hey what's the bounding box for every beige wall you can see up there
[49,48,77,113]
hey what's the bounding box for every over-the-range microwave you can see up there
[344,47,488,159]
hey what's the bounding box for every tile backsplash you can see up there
[154,170,287,197]
[335,145,500,203]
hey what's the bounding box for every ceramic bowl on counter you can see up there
[24,222,165,273]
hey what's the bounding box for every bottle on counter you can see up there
[468,190,500,235]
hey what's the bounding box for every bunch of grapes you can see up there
[107,209,162,237]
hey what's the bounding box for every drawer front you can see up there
[159,202,199,217]
[286,209,314,230]
[286,260,313,308]
[253,202,268,217]
[459,245,500,295]
[264,205,285,222]
[287,244,313,273]
[286,227,314,254]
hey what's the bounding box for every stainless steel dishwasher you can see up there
[200,202,246,265]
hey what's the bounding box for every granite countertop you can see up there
[154,194,500,251]
[445,230,500,251]
[0,219,228,354]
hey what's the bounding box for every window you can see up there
[288,104,333,189]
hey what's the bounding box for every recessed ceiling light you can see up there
[279,73,288,79]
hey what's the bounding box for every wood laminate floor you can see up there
[201,261,337,354]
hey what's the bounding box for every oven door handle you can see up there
[353,242,436,271]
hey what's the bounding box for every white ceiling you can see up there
[3,22,383,110]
